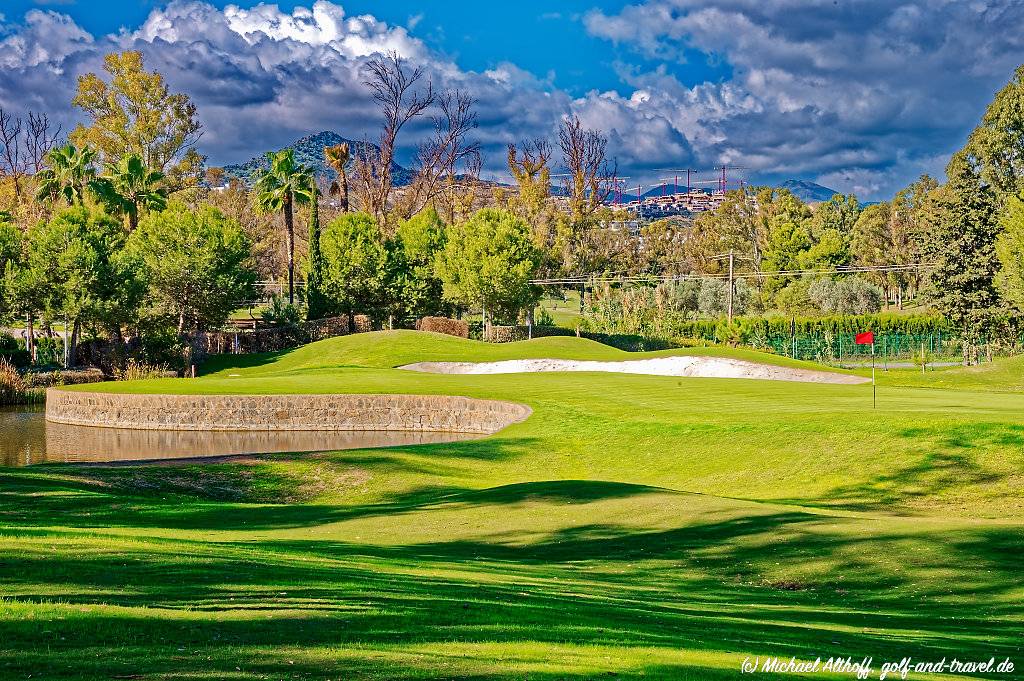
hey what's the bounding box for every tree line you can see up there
[4,49,1024,367]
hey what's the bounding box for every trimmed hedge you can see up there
[670,313,951,341]
[484,325,529,343]
[417,317,469,338]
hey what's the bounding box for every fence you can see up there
[201,315,358,355]
[754,331,958,364]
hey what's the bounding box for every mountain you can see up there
[633,179,843,203]
[639,185,709,200]
[777,179,840,203]
[221,131,415,186]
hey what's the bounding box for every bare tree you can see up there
[353,52,434,229]
[558,116,616,223]
[508,139,552,180]
[397,89,481,220]
[25,112,61,174]
[0,109,24,202]
[435,153,484,225]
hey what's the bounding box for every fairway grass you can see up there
[1,331,1021,679]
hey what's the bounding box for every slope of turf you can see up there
[130,329,861,380]
[879,353,1024,392]
[2,331,1021,679]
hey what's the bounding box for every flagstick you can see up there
[872,342,876,409]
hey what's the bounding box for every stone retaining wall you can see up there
[45,389,532,434]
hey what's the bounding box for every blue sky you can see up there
[2,1,1024,200]
[5,0,730,96]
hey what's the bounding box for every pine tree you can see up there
[922,153,1001,358]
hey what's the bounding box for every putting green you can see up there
[1,331,1021,680]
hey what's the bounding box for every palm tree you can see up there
[253,149,316,304]
[90,153,167,232]
[324,142,350,212]
[34,144,98,205]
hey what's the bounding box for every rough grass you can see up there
[2,331,1022,679]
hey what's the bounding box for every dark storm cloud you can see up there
[585,0,1024,196]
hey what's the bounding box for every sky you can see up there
[1,0,1023,201]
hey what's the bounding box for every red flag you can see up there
[855,331,874,345]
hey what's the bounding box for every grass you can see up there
[1,330,1022,679]
[537,289,584,327]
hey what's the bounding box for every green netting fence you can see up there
[754,331,956,364]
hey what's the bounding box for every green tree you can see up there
[27,206,141,364]
[253,149,316,304]
[0,217,22,325]
[34,144,98,206]
[394,207,451,320]
[809,193,861,239]
[0,214,47,360]
[799,228,851,270]
[922,153,1001,348]
[994,191,1024,309]
[851,202,899,299]
[762,216,811,290]
[436,208,541,325]
[961,65,1024,199]
[319,212,391,321]
[71,51,203,186]
[127,202,257,336]
[90,153,167,232]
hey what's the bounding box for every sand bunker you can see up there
[401,356,869,385]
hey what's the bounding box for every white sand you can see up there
[400,356,869,385]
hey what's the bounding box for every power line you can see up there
[530,262,938,286]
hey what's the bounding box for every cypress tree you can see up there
[305,193,330,321]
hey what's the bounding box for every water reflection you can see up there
[0,406,476,466]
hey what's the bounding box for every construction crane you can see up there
[656,168,701,195]
[715,165,748,194]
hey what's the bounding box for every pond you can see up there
[0,405,476,466]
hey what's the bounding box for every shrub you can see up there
[0,333,29,368]
[809,277,884,315]
[698,279,751,317]
[0,358,27,405]
[304,316,350,341]
[261,293,303,327]
[22,367,106,388]
[114,360,176,382]
[418,316,469,338]
[31,336,65,367]
[353,314,373,333]
[485,325,529,343]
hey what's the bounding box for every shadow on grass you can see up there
[197,348,298,375]
[774,421,1024,513]
[0,502,1021,679]
[1,433,1023,679]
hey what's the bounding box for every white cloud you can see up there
[0,1,1021,198]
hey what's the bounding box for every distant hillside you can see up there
[778,179,840,203]
[633,179,843,203]
[222,131,415,186]
[640,185,709,200]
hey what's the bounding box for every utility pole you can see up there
[727,249,735,325]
